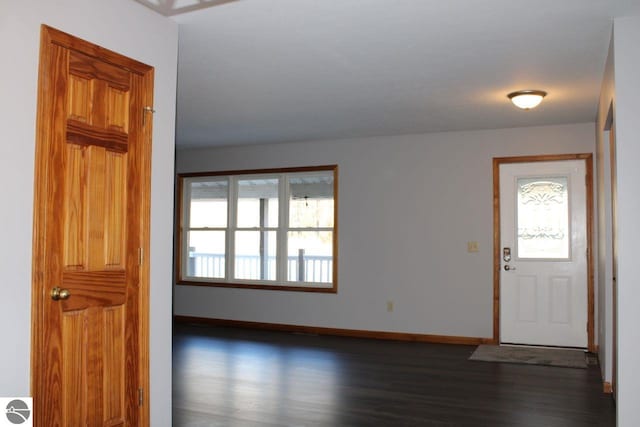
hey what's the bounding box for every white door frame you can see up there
[492,153,595,351]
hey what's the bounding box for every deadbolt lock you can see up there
[503,247,511,262]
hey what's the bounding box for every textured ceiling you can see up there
[170,0,640,148]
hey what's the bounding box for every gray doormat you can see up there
[469,345,588,369]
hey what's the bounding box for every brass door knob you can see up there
[51,287,70,301]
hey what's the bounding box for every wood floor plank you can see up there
[173,323,615,426]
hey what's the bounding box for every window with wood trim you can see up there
[177,166,337,292]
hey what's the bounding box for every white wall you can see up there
[175,123,595,340]
[610,15,640,427]
[0,1,177,425]
[595,34,615,387]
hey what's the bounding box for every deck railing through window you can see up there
[188,252,333,283]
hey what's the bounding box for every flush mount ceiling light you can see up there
[507,90,547,110]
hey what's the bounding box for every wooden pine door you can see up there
[31,26,153,426]
[499,160,588,348]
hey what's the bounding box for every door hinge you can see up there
[138,247,144,266]
[138,387,144,407]
[143,106,155,126]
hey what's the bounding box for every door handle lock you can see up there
[503,265,516,271]
[51,287,70,301]
[503,247,511,262]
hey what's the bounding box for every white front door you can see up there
[500,160,588,348]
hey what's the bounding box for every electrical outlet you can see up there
[387,301,394,312]
[467,241,479,253]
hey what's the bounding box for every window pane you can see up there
[237,178,279,228]
[189,179,228,228]
[289,172,334,228]
[287,231,333,283]
[234,230,277,281]
[517,177,569,259]
[186,231,226,278]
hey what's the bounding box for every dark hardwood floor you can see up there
[173,323,615,426]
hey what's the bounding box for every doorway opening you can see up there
[492,154,594,351]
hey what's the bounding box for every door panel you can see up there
[549,276,571,324]
[500,160,588,348]
[32,26,153,427]
[516,275,537,322]
[61,311,85,426]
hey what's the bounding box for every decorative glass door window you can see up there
[516,177,570,259]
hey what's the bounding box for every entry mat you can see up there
[469,345,590,369]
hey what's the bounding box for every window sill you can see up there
[176,280,337,293]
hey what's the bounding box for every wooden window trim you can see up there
[176,165,338,293]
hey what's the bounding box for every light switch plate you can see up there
[467,241,479,253]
